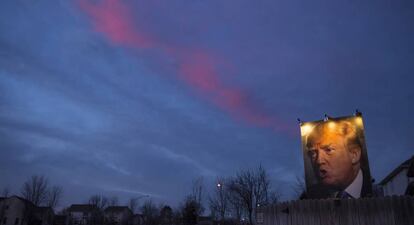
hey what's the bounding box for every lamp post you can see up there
[216,182,225,224]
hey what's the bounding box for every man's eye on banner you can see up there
[300,113,373,199]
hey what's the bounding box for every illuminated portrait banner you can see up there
[300,114,372,199]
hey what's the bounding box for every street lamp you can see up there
[216,182,225,224]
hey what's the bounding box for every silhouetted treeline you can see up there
[1,165,280,225]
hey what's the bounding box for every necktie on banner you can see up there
[336,191,354,199]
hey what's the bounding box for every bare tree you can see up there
[1,187,10,197]
[89,195,108,211]
[191,177,204,215]
[21,175,49,206]
[268,190,281,205]
[293,175,306,199]
[108,196,119,206]
[159,205,173,225]
[128,198,138,213]
[254,165,270,207]
[181,196,201,225]
[208,177,229,222]
[141,200,159,225]
[46,186,63,209]
[128,195,149,213]
[228,165,273,225]
[229,169,255,225]
[227,189,244,223]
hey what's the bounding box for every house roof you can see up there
[16,196,35,205]
[1,196,55,214]
[4,195,36,207]
[68,204,98,212]
[104,206,131,213]
[379,155,414,185]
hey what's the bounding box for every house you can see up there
[67,204,100,225]
[0,195,55,225]
[379,155,414,196]
[131,214,144,225]
[33,207,55,225]
[197,216,213,225]
[159,206,173,225]
[0,195,35,225]
[53,215,67,225]
[103,206,132,225]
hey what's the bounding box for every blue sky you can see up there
[1,0,413,209]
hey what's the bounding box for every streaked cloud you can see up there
[77,0,291,132]
[0,0,413,207]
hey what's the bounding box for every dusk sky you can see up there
[1,0,413,209]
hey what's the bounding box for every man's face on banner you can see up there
[306,123,360,189]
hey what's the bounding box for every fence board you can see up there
[280,202,285,225]
[292,200,298,225]
[385,196,396,225]
[339,198,349,225]
[407,196,414,225]
[349,198,359,225]
[402,196,413,225]
[372,197,383,225]
[261,196,414,225]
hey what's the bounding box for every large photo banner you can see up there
[300,114,372,199]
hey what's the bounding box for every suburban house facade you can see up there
[0,195,55,225]
[159,206,172,225]
[53,215,67,225]
[379,155,414,196]
[103,206,132,225]
[67,204,100,225]
[33,207,54,225]
[131,214,144,225]
[196,216,213,225]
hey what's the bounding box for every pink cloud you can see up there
[78,0,154,48]
[77,0,292,132]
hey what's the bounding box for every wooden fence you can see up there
[257,196,414,225]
